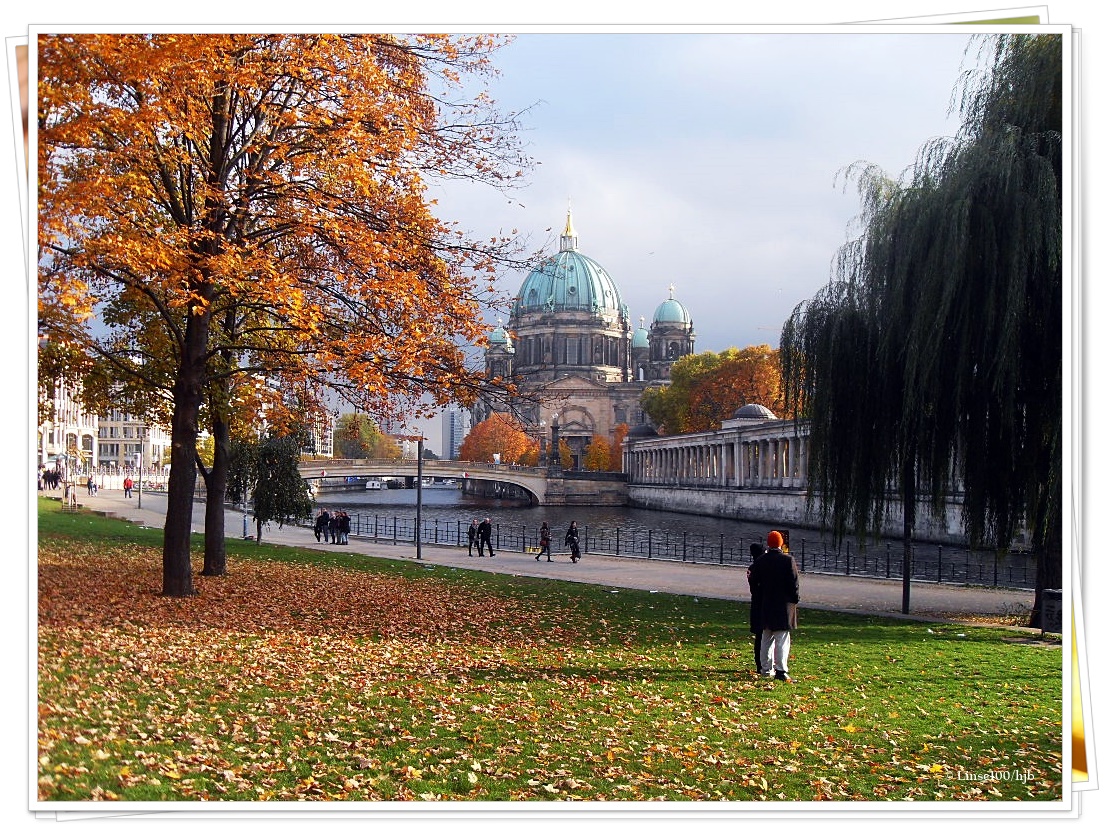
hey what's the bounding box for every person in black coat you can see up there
[746,542,766,673]
[467,519,478,556]
[314,509,330,542]
[535,521,552,561]
[477,518,495,557]
[748,530,800,681]
[565,520,581,563]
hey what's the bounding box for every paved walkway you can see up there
[56,487,1037,627]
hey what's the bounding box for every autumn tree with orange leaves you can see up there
[458,413,536,465]
[685,345,783,432]
[582,435,611,471]
[37,33,528,596]
[641,346,783,435]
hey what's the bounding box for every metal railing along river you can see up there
[294,511,1036,590]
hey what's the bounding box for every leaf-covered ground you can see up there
[37,508,1063,804]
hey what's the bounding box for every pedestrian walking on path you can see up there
[477,518,495,557]
[535,521,552,561]
[314,509,330,542]
[565,520,581,563]
[467,519,478,556]
[748,530,800,682]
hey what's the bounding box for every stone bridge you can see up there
[298,458,627,506]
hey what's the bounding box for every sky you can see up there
[431,31,978,354]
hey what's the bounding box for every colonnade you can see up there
[624,422,810,490]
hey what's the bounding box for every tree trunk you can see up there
[162,310,210,597]
[900,466,915,615]
[201,408,230,576]
[1028,475,1063,628]
[901,507,914,615]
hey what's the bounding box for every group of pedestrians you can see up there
[466,518,496,557]
[38,468,63,490]
[314,509,351,545]
[746,530,801,682]
[534,520,581,563]
[463,517,583,562]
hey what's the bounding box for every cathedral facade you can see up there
[479,211,695,468]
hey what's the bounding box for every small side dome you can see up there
[631,317,649,351]
[653,298,691,325]
[628,423,658,438]
[733,403,777,420]
[652,285,692,326]
[487,325,514,353]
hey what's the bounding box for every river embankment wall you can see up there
[626,484,972,546]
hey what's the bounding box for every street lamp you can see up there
[550,415,561,468]
[136,426,145,509]
[415,433,424,559]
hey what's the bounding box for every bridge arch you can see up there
[298,459,549,504]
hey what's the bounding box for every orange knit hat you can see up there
[767,531,784,549]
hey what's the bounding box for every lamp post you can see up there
[550,415,561,468]
[136,426,145,509]
[415,433,424,560]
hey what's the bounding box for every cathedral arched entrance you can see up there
[557,405,596,471]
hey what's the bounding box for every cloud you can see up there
[434,31,976,352]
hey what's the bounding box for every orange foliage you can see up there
[38,33,526,422]
[582,435,611,471]
[684,345,783,432]
[458,413,536,464]
[36,34,529,595]
[609,423,629,472]
[557,439,573,469]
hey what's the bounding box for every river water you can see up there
[312,485,1035,588]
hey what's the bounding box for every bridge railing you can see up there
[289,510,1035,589]
[299,458,548,475]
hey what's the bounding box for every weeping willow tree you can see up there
[781,34,1063,622]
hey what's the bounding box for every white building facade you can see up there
[37,379,98,477]
[95,409,171,471]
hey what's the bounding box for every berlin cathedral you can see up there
[476,211,696,467]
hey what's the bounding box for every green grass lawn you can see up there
[36,498,1063,803]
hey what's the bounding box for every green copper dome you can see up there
[631,317,650,350]
[653,286,692,326]
[487,324,513,352]
[514,211,626,319]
